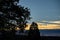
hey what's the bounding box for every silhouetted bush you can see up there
[28,22,40,40]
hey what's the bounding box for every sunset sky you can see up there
[19,0,60,23]
[16,0,60,36]
[25,21,60,30]
[19,0,60,30]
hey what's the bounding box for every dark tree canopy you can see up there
[0,0,31,31]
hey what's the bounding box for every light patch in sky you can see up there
[40,21,60,25]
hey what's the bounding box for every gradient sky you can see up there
[19,0,60,23]
[18,0,60,36]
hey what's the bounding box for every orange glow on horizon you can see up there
[25,23,60,30]
[15,23,60,30]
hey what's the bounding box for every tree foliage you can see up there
[0,0,31,31]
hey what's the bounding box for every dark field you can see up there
[0,30,60,40]
[41,36,60,40]
[0,35,60,40]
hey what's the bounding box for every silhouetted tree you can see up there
[0,0,31,34]
[28,22,40,40]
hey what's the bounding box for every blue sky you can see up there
[18,0,60,36]
[19,0,60,23]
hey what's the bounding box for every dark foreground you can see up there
[41,36,60,40]
[0,35,60,40]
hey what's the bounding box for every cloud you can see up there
[47,21,60,24]
[41,21,60,25]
